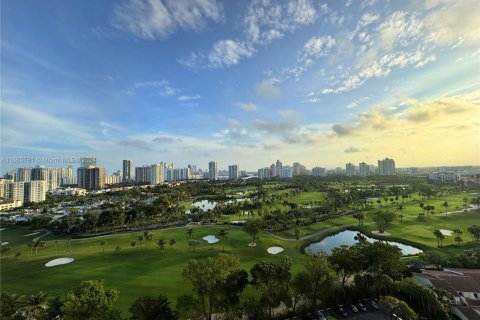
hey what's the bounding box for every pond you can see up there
[304,230,422,256]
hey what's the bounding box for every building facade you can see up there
[208,161,218,180]
[378,158,396,176]
[77,167,106,189]
[122,160,134,182]
[228,165,239,180]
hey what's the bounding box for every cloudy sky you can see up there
[1,0,479,173]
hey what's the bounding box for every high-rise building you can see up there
[135,166,151,183]
[208,161,217,180]
[30,166,57,191]
[122,160,134,182]
[228,165,239,180]
[1,180,46,204]
[257,167,271,180]
[275,160,282,177]
[312,167,326,177]
[378,158,396,176]
[346,163,355,177]
[281,166,293,178]
[359,162,369,177]
[15,168,31,182]
[77,167,106,189]
[164,163,174,181]
[150,163,164,184]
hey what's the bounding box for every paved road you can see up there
[265,222,374,242]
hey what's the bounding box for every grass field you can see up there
[1,192,478,316]
[0,225,304,315]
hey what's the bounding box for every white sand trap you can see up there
[45,258,75,267]
[248,243,257,247]
[202,235,220,244]
[25,232,40,237]
[1,242,9,246]
[439,229,453,236]
[267,246,284,254]
[372,230,391,236]
[0,228,5,231]
[231,220,246,224]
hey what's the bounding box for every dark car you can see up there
[349,303,358,313]
[313,309,327,320]
[335,305,348,317]
[356,301,367,312]
[369,299,380,310]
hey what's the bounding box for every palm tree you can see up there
[454,236,463,245]
[186,228,195,239]
[217,229,228,251]
[131,241,136,249]
[157,239,166,252]
[399,214,404,222]
[24,291,48,319]
[138,236,144,249]
[433,229,445,247]
[169,238,176,249]
[453,228,462,236]
[100,240,107,254]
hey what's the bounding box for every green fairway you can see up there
[1,192,478,316]
[1,225,304,315]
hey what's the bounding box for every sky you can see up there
[1,0,480,174]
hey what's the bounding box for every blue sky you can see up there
[1,0,479,174]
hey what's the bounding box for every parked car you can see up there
[349,303,358,313]
[313,309,327,320]
[356,301,367,312]
[369,299,380,310]
[335,305,348,317]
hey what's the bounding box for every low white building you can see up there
[51,187,87,196]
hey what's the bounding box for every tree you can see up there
[217,229,228,252]
[243,219,263,245]
[250,256,292,317]
[373,211,396,233]
[433,230,445,247]
[379,296,417,320]
[23,291,49,319]
[0,292,25,318]
[182,253,245,320]
[454,236,463,245]
[188,239,201,250]
[353,212,365,226]
[294,228,301,240]
[467,225,480,242]
[399,214,404,222]
[303,252,336,309]
[157,239,166,252]
[169,238,176,248]
[129,295,178,320]
[420,251,447,270]
[329,245,359,287]
[290,271,310,314]
[131,241,136,249]
[186,228,195,239]
[61,280,120,320]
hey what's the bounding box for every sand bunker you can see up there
[0,228,5,231]
[1,242,9,246]
[248,243,257,247]
[45,258,75,267]
[372,230,391,236]
[25,232,40,237]
[439,229,453,236]
[202,235,220,244]
[267,246,284,254]
[231,220,246,224]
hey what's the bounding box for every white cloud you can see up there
[302,35,336,59]
[177,94,201,101]
[207,40,254,68]
[244,0,318,45]
[111,0,223,39]
[414,54,437,68]
[358,12,379,28]
[179,39,254,69]
[236,102,258,112]
[255,79,280,97]
[129,80,178,96]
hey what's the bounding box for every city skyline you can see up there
[2,0,479,172]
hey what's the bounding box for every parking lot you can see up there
[321,308,389,320]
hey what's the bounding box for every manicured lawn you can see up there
[1,225,305,316]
